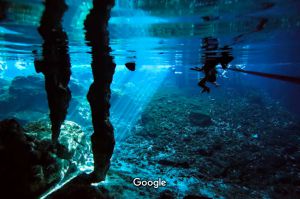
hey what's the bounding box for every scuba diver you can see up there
[192,36,300,93]
[191,37,234,93]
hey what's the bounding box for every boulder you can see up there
[0,119,45,198]
[47,175,112,199]
[184,195,212,199]
[159,190,176,199]
[0,75,47,117]
[158,159,190,168]
[24,119,90,171]
[0,119,89,198]
[189,112,212,127]
[0,75,84,124]
[0,78,9,95]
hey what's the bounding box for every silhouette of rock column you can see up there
[34,0,71,145]
[84,0,116,181]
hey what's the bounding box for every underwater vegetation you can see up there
[0,0,300,199]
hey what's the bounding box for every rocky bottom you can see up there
[1,84,300,199]
[104,85,300,199]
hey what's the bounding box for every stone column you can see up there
[35,0,71,145]
[84,0,116,182]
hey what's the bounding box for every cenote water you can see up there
[0,0,300,199]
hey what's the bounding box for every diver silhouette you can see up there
[34,0,71,155]
[191,37,234,93]
[191,37,300,92]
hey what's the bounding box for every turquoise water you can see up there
[0,0,300,198]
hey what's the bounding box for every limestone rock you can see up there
[0,119,89,198]
[189,112,212,127]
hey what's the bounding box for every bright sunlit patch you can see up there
[140,65,171,71]
[0,60,7,78]
[91,176,110,187]
[111,64,170,142]
[0,60,7,71]
[110,16,168,25]
[78,161,94,174]
[15,60,26,70]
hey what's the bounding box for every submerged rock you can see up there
[158,159,190,168]
[24,119,90,172]
[0,75,85,124]
[47,175,112,199]
[189,112,212,127]
[0,119,89,198]
[196,147,213,157]
[9,76,49,114]
[0,76,47,123]
[8,75,45,98]
[9,75,84,98]
[159,190,176,199]
[184,195,212,199]
[0,119,45,198]
[48,185,111,199]
[0,78,9,95]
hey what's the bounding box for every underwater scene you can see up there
[0,0,300,198]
